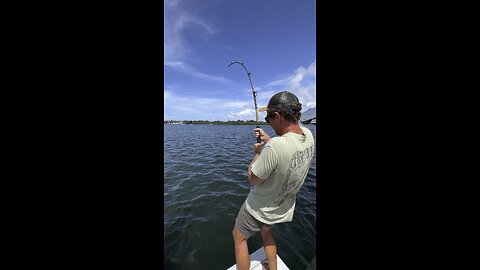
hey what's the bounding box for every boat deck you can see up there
[227,248,289,270]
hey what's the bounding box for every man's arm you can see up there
[248,152,264,185]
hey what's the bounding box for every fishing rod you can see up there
[227,60,262,143]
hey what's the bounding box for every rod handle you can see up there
[255,126,262,143]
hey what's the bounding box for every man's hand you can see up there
[253,143,264,155]
[254,128,271,143]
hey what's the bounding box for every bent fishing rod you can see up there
[227,60,262,143]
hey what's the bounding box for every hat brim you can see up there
[257,106,268,112]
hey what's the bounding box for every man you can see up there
[233,91,315,270]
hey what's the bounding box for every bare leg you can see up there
[260,226,277,270]
[233,226,250,270]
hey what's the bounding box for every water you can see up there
[164,124,316,270]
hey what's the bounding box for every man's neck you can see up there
[278,122,303,136]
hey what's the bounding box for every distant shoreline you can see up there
[164,120,268,125]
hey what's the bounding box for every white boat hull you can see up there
[227,248,290,270]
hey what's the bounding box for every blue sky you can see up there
[164,0,316,121]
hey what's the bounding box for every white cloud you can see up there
[164,89,253,121]
[164,0,195,64]
[164,0,232,84]
[182,66,232,84]
[227,108,256,119]
[264,60,317,111]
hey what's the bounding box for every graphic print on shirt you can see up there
[273,145,314,206]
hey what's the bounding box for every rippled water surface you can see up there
[164,124,316,270]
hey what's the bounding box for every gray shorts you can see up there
[235,201,273,238]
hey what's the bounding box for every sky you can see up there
[164,0,316,121]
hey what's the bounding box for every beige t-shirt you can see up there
[246,126,315,224]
